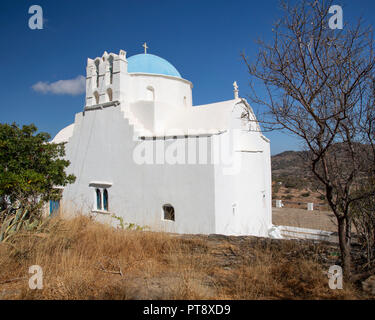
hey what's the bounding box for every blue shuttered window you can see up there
[50,200,60,216]
[95,188,109,212]
[103,189,108,211]
[96,189,102,210]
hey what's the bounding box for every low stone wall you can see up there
[278,225,334,242]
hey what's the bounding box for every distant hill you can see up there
[271,143,372,189]
[271,150,326,190]
[271,150,324,205]
[271,150,311,179]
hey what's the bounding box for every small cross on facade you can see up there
[143,42,149,54]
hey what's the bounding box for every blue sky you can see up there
[1,0,374,155]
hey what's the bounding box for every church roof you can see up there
[127,53,182,78]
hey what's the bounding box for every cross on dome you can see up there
[143,42,149,54]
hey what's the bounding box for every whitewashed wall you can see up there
[62,107,217,234]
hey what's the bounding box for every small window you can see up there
[163,204,175,221]
[96,189,102,210]
[232,203,237,215]
[146,86,155,101]
[103,189,109,211]
[90,183,112,212]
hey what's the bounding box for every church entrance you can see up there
[49,200,60,216]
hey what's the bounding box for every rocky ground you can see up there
[173,234,375,299]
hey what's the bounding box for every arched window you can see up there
[94,91,100,105]
[146,86,155,101]
[107,88,113,102]
[103,189,109,211]
[108,55,114,84]
[162,204,175,221]
[96,189,102,210]
[95,60,100,88]
[232,203,237,215]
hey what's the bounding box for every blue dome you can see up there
[127,53,182,78]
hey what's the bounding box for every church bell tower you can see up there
[85,50,129,109]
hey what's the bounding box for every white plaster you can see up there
[278,225,333,241]
[51,123,75,144]
[53,49,273,237]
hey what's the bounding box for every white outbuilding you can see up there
[52,47,272,237]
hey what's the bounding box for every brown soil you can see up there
[273,207,337,233]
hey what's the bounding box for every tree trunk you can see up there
[338,217,352,280]
[345,215,352,246]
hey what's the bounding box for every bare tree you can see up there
[352,191,375,271]
[351,79,375,274]
[242,0,375,278]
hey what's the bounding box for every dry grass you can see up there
[0,214,361,300]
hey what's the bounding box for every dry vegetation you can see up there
[0,214,366,300]
[272,183,329,210]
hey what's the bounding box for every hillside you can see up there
[271,143,372,185]
[271,150,326,209]
[0,215,369,299]
[271,144,372,208]
[272,150,310,179]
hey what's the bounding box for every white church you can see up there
[52,46,272,237]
